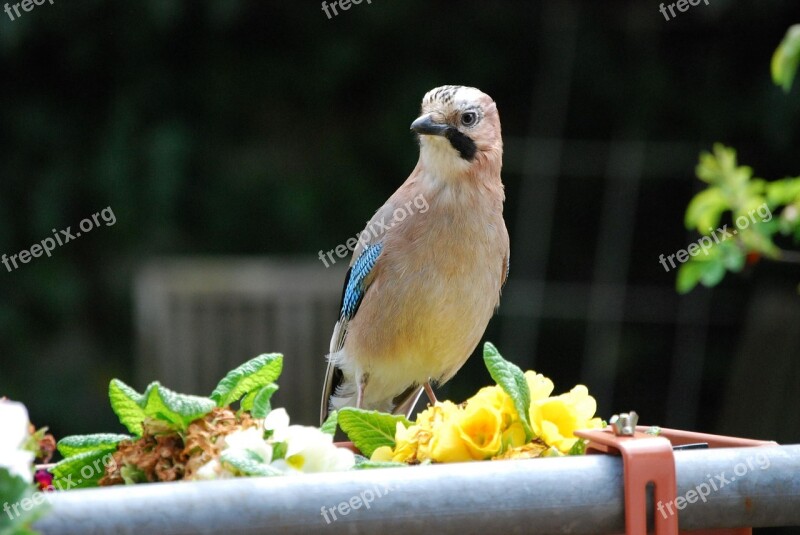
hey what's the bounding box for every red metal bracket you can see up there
[575,425,775,535]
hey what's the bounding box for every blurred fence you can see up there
[134,258,347,425]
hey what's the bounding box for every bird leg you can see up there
[423,381,437,405]
[356,373,369,408]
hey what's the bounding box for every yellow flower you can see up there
[524,371,555,402]
[501,422,527,450]
[419,401,471,462]
[456,403,504,459]
[468,386,518,429]
[529,385,603,453]
[389,421,423,463]
[371,445,394,462]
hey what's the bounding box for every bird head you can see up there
[410,85,502,180]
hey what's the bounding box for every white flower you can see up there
[0,400,35,482]
[271,425,354,474]
[195,459,234,480]
[263,408,290,441]
[223,428,272,463]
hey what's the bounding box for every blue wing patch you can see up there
[340,242,383,320]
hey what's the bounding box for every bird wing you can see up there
[320,241,384,423]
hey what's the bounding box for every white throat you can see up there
[418,136,471,181]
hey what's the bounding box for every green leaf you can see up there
[696,144,746,186]
[211,353,283,407]
[109,379,147,436]
[0,468,46,534]
[354,459,407,469]
[250,386,277,419]
[50,449,115,490]
[220,449,282,477]
[685,187,728,232]
[772,25,800,93]
[568,439,587,456]
[141,382,216,432]
[272,441,287,461]
[699,258,726,288]
[767,177,800,205]
[320,410,338,436]
[338,408,410,458]
[57,433,130,458]
[483,342,534,441]
[720,244,746,272]
[676,261,704,294]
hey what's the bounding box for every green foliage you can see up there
[678,144,799,293]
[0,468,46,535]
[241,383,279,419]
[56,433,130,458]
[108,380,148,436]
[210,354,283,408]
[483,342,534,441]
[353,458,407,470]
[337,409,411,458]
[110,380,216,435]
[50,434,128,490]
[568,439,588,456]
[50,353,287,489]
[50,449,114,490]
[220,449,282,477]
[772,25,800,92]
[320,410,338,436]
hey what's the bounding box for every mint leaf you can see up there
[51,449,115,490]
[141,382,216,431]
[220,449,282,477]
[320,410,338,436]
[211,353,283,407]
[57,434,130,458]
[242,383,279,419]
[483,342,534,441]
[109,379,147,436]
[338,408,409,458]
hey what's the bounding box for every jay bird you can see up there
[320,85,509,423]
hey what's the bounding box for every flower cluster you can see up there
[371,371,603,463]
[196,408,355,479]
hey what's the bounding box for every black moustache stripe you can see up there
[444,128,477,161]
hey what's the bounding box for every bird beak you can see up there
[410,114,449,136]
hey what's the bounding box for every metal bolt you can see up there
[609,411,638,436]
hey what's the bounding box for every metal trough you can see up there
[33,444,800,535]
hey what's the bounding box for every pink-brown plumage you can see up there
[321,85,509,422]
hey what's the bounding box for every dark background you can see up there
[1,0,798,488]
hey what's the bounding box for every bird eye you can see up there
[460,111,478,127]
